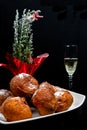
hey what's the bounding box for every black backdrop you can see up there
[0,0,87,96]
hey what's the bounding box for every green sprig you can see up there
[13,9,35,63]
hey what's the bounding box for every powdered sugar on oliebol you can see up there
[17,73,30,79]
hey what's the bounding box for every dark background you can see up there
[0,0,87,129]
[0,0,87,94]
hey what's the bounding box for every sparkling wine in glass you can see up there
[64,45,78,90]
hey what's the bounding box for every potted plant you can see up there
[0,9,49,75]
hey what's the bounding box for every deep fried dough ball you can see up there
[54,86,73,112]
[0,89,12,106]
[32,81,58,116]
[1,96,32,121]
[9,73,39,98]
[39,81,55,92]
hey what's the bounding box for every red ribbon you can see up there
[0,52,49,76]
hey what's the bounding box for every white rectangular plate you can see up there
[0,90,86,125]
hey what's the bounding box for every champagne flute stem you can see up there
[68,75,73,90]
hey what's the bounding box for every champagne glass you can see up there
[64,44,78,90]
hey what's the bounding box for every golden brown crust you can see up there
[32,81,58,115]
[54,86,73,112]
[0,89,12,106]
[32,82,73,114]
[39,81,55,92]
[1,96,32,121]
[0,77,73,121]
[9,73,39,98]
